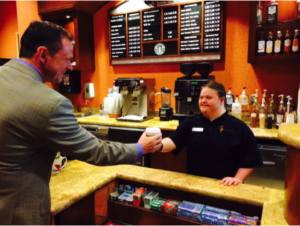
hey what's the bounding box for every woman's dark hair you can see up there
[202,81,226,107]
[19,21,73,58]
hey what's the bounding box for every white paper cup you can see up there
[145,127,161,137]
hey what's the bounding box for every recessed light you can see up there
[66,15,70,19]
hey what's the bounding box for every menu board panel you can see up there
[163,6,178,40]
[143,41,178,57]
[128,12,141,58]
[110,14,127,58]
[142,9,161,41]
[180,2,202,54]
[203,1,221,53]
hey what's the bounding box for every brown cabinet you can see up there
[248,1,300,64]
[39,3,97,71]
[38,1,107,15]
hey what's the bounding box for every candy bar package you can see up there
[141,190,152,206]
[126,194,134,205]
[118,193,130,203]
[144,191,159,209]
[161,200,181,216]
[177,201,204,221]
[150,199,166,212]
[133,192,142,206]
[228,216,257,226]
[205,206,231,215]
[198,210,229,225]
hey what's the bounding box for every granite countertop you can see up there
[50,160,287,225]
[77,116,279,139]
[278,123,300,150]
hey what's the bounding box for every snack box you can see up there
[205,206,231,215]
[109,191,119,201]
[144,191,159,209]
[228,214,258,225]
[126,194,134,205]
[150,199,166,212]
[133,192,142,206]
[141,190,152,206]
[177,201,204,221]
[161,200,181,216]
[118,193,130,203]
[198,210,228,225]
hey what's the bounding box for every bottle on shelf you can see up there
[285,97,295,124]
[284,30,291,54]
[297,0,300,20]
[250,96,259,128]
[259,99,267,129]
[267,94,276,129]
[232,95,242,120]
[239,86,249,112]
[274,31,282,55]
[226,87,234,115]
[263,89,268,109]
[257,1,263,25]
[276,94,285,129]
[266,0,278,24]
[292,29,299,54]
[258,29,266,55]
[266,32,274,55]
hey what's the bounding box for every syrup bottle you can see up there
[266,32,274,54]
[292,29,299,54]
[258,29,266,55]
[284,30,291,54]
[238,86,249,112]
[274,31,282,55]
[276,95,285,129]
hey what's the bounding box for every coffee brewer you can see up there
[173,63,215,123]
[114,78,155,122]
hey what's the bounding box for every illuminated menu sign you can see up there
[128,12,141,58]
[163,6,178,40]
[180,2,202,54]
[110,14,127,58]
[142,9,161,41]
[203,1,221,53]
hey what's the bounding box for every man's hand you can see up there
[138,132,162,154]
[221,177,243,186]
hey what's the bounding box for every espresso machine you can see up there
[114,78,155,122]
[173,63,215,123]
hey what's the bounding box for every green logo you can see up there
[154,43,166,55]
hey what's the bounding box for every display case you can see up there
[248,1,300,64]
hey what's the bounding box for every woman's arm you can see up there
[221,168,254,186]
[160,138,177,153]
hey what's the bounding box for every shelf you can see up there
[250,53,300,64]
[256,20,300,30]
[108,200,202,225]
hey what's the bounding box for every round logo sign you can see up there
[154,43,166,55]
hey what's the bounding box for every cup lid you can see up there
[145,127,161,134]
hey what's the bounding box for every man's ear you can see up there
[220,96,225,106]
[36,46,48,63]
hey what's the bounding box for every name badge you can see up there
[192,127,203,132]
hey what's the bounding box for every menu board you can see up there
[128,12,141,58]
[180,2,202,54]
[110,14,127,58]
[109,1,224,64]
[142,9,161,41]
[203,1,221,53]
[163,6,178,40]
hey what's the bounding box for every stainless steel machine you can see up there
[173,63,215,123]
[114,78,155,122]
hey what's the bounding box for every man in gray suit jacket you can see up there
[0,21,162,224]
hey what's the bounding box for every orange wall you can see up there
[66,1,300,111]
[0,1,18,59]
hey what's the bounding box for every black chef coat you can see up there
[170,112,263,180]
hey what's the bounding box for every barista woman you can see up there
[159,81,262,186]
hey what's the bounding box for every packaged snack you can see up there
[133,193,142,206]
[206,206,231,215]
[161,200,181,216]
[150,199,166,212]
[118,184,124,191]
[144,191,159,209]
[126,194,134,205]
[228,215,258,225]
[109,191,119,201]
[118,193,130,203]
[199,210,228,225]
[141,190,152,206]
[177,201,204,221]
[125,185,132,194]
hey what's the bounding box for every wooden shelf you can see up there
[248,1,300,64]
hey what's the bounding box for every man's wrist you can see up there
[136,143,143,157]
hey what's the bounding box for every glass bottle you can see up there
[274,31,282,55]
[226,87,234,115]
[257,1,263,25]
[292,29,299,54]
[284,30,291,54]
[259,99,267,129]
[258,29,265,55]
[266,32,274,54]
[267,94,276,129]
[266,0,278,24]
[297,0,300,20]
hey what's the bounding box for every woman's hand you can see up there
[221,177,243,186]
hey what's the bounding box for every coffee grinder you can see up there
[159,87,173,121]
[173,62,215,123]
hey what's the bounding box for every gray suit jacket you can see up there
[0,60,139,224]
